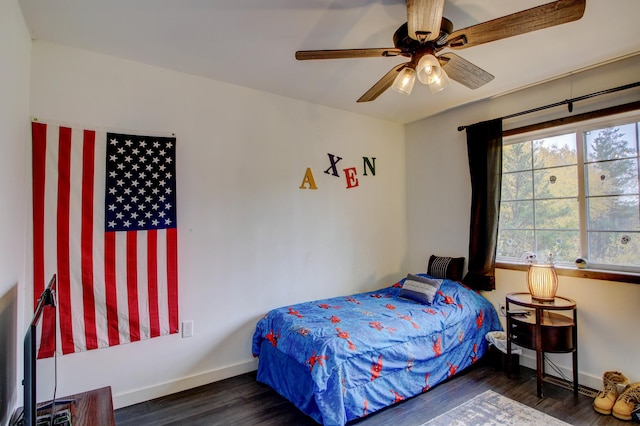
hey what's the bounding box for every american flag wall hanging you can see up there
[31,121,178,357]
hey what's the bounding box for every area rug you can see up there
[420,390,570,426]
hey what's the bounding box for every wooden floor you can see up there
[115,362,627,425]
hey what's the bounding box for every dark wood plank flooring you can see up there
[115,363,626,425]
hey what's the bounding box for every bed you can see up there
[251,273,502,425]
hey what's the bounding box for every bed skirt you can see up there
[256,332,490,425]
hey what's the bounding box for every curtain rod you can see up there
[457,81,640,132]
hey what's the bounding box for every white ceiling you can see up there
[18,0,640,124]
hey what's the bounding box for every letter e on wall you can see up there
[344,167,359,189]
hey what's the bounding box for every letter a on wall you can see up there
[300,167,318,190]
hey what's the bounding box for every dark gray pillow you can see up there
[399,274,443,305]
[427,255,465,281]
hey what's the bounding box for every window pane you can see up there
[536,230,580,263]
[585,123,638,162]
[499,200,533,229]
[535,199,579,230]
[533,134,577,168]
[503,141,532,172]
[586,158,639,196]
[497,229,534,259]
[498,115,640,272]
[534,165,578,199]
[588,195,640,231]
[502,171,532,201]
[588,231,639,267]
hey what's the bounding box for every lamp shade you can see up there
[416,54,442,85]
[527,263,558,302]
[391,67,416,95]
[428,68,451,93]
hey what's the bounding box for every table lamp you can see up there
[527,263,558,302]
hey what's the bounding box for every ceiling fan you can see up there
[295,0,586,102]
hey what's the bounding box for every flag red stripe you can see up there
[104,232,120,347]
[32,122,56,359]
[31,122,47,306]
[126,232,140,342]
[147,231,160,337]
[56,127,75,355]
[81,130,98,350]
[38,305,57,360]
[166,228,179,333]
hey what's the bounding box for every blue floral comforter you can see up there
[252,275,501,425]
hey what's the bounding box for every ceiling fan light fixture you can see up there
[294,0,587,103]
[428,68,450,93]
[416,54,443,85]
[391,67,416,95]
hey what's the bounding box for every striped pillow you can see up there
[427,255,465,281]
[399,274,443,305]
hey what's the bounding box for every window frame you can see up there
[497,110,640,281]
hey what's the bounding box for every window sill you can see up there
[496,262,640,285]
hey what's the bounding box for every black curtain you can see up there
[462,119,503,291]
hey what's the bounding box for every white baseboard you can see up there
[112,358,259,410]
[112,355,603,410]
[518,353,601,392]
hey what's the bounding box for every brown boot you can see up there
[593,371,630,415]
[612,383,640,421]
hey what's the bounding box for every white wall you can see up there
[28,41,407,408]
[406,54,640,390]
[0,0,31,422]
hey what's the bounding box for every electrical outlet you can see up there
[182,320,194,338]
[499,303,506,317]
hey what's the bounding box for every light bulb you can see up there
[391,67,416,95]
[428,68,451,93]
[417,54,443,85]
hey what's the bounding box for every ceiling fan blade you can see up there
[407,0,445,42]
[296,48,402,60]
[357,63,407,103]
[438,53,494,90]
[446,0,586,50]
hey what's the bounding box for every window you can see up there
[497,112,640,273]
